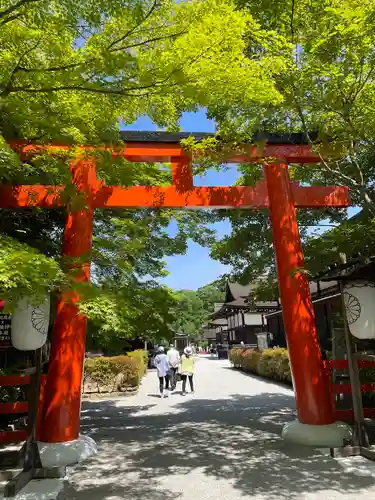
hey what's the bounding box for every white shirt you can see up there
[167,348,180,368]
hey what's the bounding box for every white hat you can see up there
[184,346,192,355]
[158,346,164,352]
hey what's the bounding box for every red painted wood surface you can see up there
[0,402,28,415]
[39,161,95,443]
[264,161,334,425]
[0,375,47,443]
[328,359,375,370]
[0,139,352,443]
[0,430,28,444]
[329,359,375,422]
[0,183,350,210]
[8,140,322,164]
[35,374,47,441]
[0,376,30,387]
[332,383,375,394]
[335,408,375,422]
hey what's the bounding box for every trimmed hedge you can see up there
[127,349,148,376]
[230,347,375,396]
[84,351,147,394]
[229,347,292,384]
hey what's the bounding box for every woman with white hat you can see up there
[180,346,195,396]
[153,346,170,397]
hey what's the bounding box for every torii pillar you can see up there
[0,135,351,466]
[264,161,350,445]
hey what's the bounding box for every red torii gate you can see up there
[0,131,351,458]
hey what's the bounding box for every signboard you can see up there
[256,332,269,352]
[0,313,11,347]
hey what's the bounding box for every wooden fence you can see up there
[328,359,375,421]
[0,375,46,444]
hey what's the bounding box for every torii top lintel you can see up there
[1,131,350,209]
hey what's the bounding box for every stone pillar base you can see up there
[282,420,352,448]
[37,435,97,468]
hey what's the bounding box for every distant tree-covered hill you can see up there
[170,278,226,341]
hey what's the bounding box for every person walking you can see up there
[180,346,195,396]
[167,344,180,391]
[209,344,215,359]
[153,346,170,398]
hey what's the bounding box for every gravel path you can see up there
[61,357,375,500]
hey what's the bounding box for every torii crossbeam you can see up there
[0,131,351,458]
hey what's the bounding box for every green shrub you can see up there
[84,357,118,392]
[276,350,292,382]
[229,348,261,373]
[229,348,242,367]
[258,348,289,380]
[257,349,277,378]
[108,355,141,388]
[229,347,291,384]
[242,349,261,373]
[84,354,144,393]
[127,349,148,375]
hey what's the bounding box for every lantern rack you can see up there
[3,349,65,498]
[330,282,375,461]
[0,376,30,446]
[355,353,375,363]
[328,358,375,422]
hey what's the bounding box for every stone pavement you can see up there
[10,357,375,499]
[57,357,375,500]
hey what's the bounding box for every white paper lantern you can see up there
[11,298,50,350]
[343,281,375,339]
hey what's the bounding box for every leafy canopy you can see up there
[205,0,375,294]
[0,0,284,146]
[0,0,286,342]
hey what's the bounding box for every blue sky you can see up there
[122,110,238,290]
[122,110,358,291]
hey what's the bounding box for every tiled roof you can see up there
[226,282,254,301]
[119,131,318,145]
[119,131,212,143]
[317,256,375,282]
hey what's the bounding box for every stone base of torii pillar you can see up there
[37,436,97,468]
[282,421,351,448]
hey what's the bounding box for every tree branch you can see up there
[350,66,375,104]
[111,30,188,53]
[9,31,186,74]
[15,63,81,73]
[0,0,40,20]
[4,78,183,96]
[0,12,22,25]
[293,97,375,213]
[1,35,44,96]
[288,82,359,185]
[107,0,159,51]
[290,0,295,43]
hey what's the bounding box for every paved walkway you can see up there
[57,357,375,499]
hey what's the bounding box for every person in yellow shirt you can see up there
[180,346,195,396]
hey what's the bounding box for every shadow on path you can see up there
[60,391,375,499]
